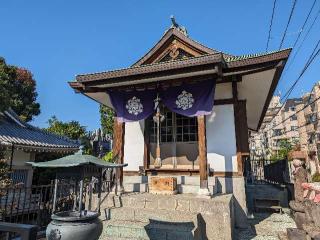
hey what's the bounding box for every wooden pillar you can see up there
[233,80,249,176]
[143,120,150,171]
[197,115,209,194]
[112,118,125,191]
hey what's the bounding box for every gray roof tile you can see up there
[0,110,79,151]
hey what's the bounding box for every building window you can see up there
[291,115,297,121]
[176,114,198,142]
[273,129,282,136]
[309,133,315,144]
[291,126,298,131]
[148,108,198,143]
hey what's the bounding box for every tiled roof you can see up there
[76,53,223,82]
[73,48,291,84]
[224,48,291,62]
[0,110,79,152]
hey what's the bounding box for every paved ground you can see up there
[236,212,296,240]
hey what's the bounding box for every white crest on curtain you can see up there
[126,96,143,115]
[176,90,194,110]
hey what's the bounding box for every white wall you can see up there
[5,149,34,187]
[206,104,238,172]
[215,83,233,99]
[123,121,145,171]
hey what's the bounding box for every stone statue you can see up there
[292,159,308,202]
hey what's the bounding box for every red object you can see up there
[314,194,320,203]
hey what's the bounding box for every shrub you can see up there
[312,172,320,182]
[102,151,114,162]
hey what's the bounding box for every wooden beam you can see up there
[143,120,150,170]
[214,98,234,105]
[232,79,238,100]
[197,115,208,190]
[113,118,125,190]
[233,100,250,176]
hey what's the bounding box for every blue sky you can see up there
[0,0,319,131]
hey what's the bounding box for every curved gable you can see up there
[133,27,220,66]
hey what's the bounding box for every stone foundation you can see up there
[216,176,248,228]
[96,193,234,240]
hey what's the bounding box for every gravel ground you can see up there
[236,212,296,240]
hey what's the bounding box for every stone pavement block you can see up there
[109,207,135,221]
[176,199,190,212]
[145,197,158,209]
[158,198,177,210]
[121,195,146,208]
[134,208,197,224]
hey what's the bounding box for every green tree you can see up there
[46,116,87,140]
[0,57,40,121]
[100,105,115,136]
[270,139,293,161]
[45,116,92,154]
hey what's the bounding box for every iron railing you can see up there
[0,168,117,239]
[264,159,290,185]
[246,159,272,184]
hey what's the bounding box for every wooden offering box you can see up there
[149,177,177,195]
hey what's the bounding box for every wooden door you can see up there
[148,109,198,169]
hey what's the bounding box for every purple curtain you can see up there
[107,79,215,122]
[108,89,157,122]
[160,80,215,117]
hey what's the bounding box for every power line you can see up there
[274,114,319,138]
[266,0,277,51]
[279,0,298,50]
[266,38,320,125]
[291,0,317,50]
[280,39,320,101]
[285,4,320,73]
[272,85,320,130]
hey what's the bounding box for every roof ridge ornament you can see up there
[170,15,188,37]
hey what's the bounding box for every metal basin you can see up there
[46,211,102,240]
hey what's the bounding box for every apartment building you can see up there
[250,96,301,159]
[295,82,320,175]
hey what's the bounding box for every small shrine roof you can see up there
[27,151,127,168]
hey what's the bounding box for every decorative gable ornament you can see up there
[126,96,143,115]
[176,90,194,110]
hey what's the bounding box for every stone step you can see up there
[123,183,148,192]
[124,182,216,194]
[102,220,196,240]
[105,207,198,223]
[123,175,216,186]
[123,176,148,184]
[175,176,216,185]
[177,184,216,194]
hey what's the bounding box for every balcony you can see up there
[304,106,313,116]
[306,123,315,133]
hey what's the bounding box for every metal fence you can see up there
[246,157,290,185]
[246,159,272,184]
[0,183,76,229]
[264,159,290,185]
[0,168,117,239]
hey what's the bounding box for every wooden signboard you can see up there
[149,177,177,195]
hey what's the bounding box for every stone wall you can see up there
[94,193,234,240]
[216,176,248,228]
